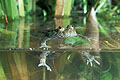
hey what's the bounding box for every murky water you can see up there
[0,51,120,80]
[0,15,120,80]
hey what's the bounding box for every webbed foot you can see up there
[86,56,100,66]
[81,51,100,66]
[39,41,51,50]
[38,51,52,71]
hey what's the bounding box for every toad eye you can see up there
[67,25,70,28]
[58,26,62,29]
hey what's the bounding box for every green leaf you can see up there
[64,36,89,46]
[67,54,72,60]
[43,10,47,17]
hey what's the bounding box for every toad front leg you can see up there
[77,34,97,41]
[38,51,52,71]
[39,41,51,50]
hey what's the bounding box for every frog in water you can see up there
[40,25,93,49]
[40,25,77,48]
[58,25,77,37]
[51,25,92,40]
[45,25,83,39]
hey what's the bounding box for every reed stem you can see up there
[0,3,4,18]
[64,0,72,17]
[18,0,25,17]
[55,0,64,17]
[83,0,87,14]
[24,0,31,14]
[0,0,19,20]
[32,0,36,13]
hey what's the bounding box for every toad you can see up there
[40,25,93,49]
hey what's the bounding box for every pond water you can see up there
[0,15,120,80]
[0,51,120,80]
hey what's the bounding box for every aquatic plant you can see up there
[0,0,120,21]
[24,0,31,14]
[0,3,4,19]
[0,0,19,20]
[18,0,25,17]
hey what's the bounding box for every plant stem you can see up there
[95,0,107,13]
[55,0,65,18]
[64,0,72,17]
[0,3,4,18]
[83,0,87,14]
[18,0,25,17]
[0,0,19,20]
[32,0,36,13]
[24,0,31,14]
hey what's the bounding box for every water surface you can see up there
[0,15,120,80]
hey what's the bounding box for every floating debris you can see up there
[105,41,117,48]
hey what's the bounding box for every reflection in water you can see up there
[0,51,29,80]
[0,51,120,80]
[0,19,30,49]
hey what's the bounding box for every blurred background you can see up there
[0,0,120,21]
[0,0,120,80]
